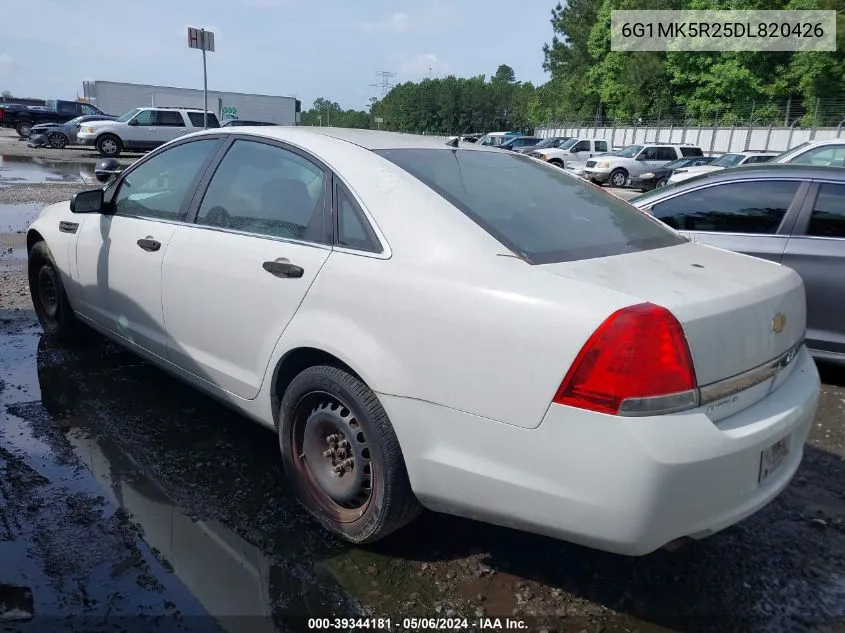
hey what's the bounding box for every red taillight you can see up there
[553,302,697,415]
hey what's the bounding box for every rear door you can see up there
[153,110,188,143]
[644,178,809,263]
[161,136,332,399]
[781,180,845,357]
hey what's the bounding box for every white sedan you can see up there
[25,127,820,555]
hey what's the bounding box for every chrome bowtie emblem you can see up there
[771,313,787,334]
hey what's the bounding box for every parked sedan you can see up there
[28,114,117,149]
[631,164,845,364]
[668,151,779,184]
[628,156,718,191]
[26,128,818,555]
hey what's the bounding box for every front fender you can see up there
[27,202,85,307]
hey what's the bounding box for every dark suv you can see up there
[0,99,109,138]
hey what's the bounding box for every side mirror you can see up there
[94,158,123,183]
[70,188,105,214]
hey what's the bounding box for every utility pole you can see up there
[370,71,396,97]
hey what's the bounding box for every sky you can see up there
[1,0,555,111]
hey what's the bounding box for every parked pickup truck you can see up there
[528,138,609,167]
[0,99,110,138]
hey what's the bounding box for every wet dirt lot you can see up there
[1,147,844,633]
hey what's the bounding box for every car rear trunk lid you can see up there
[539,242,806,386]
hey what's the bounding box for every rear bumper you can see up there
[381,347,819,555]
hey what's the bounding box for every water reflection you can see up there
[0,155,96,185]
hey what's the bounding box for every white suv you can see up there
[583,143,704,188]
[77,107,220,157]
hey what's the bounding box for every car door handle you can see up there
[137,238,161,252]
[263,261,304,278]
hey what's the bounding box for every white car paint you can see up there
[530,138,608,166]
[668,152,780,184]
[26,127,820,555]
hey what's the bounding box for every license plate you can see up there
[758,433,791,484]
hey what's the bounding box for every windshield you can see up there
[534,138,557,149]
[616,145,644,158]
[375,148,685,264]
[710,153,745,167]
[772,142,809,162]
[558,138,579,150]
[116,108,141,123]
[67,116,85,127]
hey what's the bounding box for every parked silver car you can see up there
[630,164,845,364]
[27,114,116,149]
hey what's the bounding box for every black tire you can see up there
[96,134,122,157]
[655,177,668,188]
[28,241,79,341]
[16,121,32,138]
[548,159,564,168]
[609,168,628,188]
[49,133,68,149]
[279,364,421,544]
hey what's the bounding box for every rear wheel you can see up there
[609,168,628,188]
[96,134,122,157]
[49,133,68,149]
[279,364,421,543]
[16,121,32,138]
[28,241,79,341]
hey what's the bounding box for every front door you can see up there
[75,137,222,357]
[781,181,845,355]
[161,137,332,399]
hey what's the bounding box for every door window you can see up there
[595,140,608,152]
[112,139,220,221]
[80,104,97,115]
[650,180,799,233]
[336,184,381,253]
[571,141,591,152]
[196,139,326,242]
[790,145,845,167]
[156,111,185,126]
[807,183,845,238]
[653,147,677,161]
[133,110,156,126]
[188,112,220,128]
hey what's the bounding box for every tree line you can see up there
[299,0,845,134]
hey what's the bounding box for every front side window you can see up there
[113,139,220,220]
[571,141,591,152]
[376,148,684,264]
[650,180,799,233]
[807,183,845,238]
[80,104,98,115]
[133,110,155,126]
[196,139,326,241]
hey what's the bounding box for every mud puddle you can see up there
[0,202,44,234]
[0,311,844,632]
[0,155,96,186]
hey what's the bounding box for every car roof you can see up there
[205,126,505,152]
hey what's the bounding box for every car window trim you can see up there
[643,177,810,237]
[182,133,334,247]
[104,134,228,223]
[330,175,384,256]
[791,179,845,241]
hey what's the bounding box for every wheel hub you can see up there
[300,402,372,508]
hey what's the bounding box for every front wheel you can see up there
[655,177,668,188]
[49,133,68,149]
[609,168,628,188]
[548,159,564,168]
[279,365,421,544]
[96,134,122,157]
[28,241,80,341]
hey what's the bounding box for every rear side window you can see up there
[650,180,799,234]
[188,112,220,128]
[374,148,685,264]
[654,147,677,161]
[156,111,185,126]
[680,147,704,157]
[595,140,608,152]
[335,184,381,253]
[807,183,845,238]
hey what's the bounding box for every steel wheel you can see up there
[37,265,59,319]
[290,391,375,523]
[656,178,668,188]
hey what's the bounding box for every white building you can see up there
[81,80,301,125]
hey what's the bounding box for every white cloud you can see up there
[397,53,451,80]
[357,12,411,33]
[0,54,12,75]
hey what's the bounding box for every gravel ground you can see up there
[0,150,844,633]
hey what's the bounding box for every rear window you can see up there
[375,148,685,264]
[187,112,220,128]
